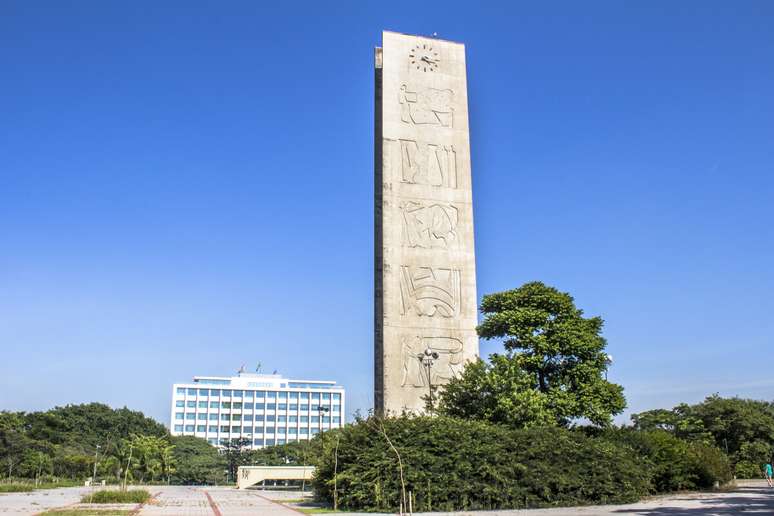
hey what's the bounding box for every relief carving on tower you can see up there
[399,140,457,188]
[400,201,458,249]
[401,335,464,388]
[399,84,454,127]
[399,266,460,318]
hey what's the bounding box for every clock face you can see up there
[409,43,439,72]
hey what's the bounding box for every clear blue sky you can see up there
[2,1,773,425]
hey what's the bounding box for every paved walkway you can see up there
[0,481,772,515]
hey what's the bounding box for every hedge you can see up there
[312,416,652,512]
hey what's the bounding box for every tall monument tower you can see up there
[375,31,478,414]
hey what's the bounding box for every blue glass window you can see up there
[221,414,229,421]
[300,428,309,434]
[186,413,196,420]
[199,389,209,395]
[185,425,195,432]
[231,414,240,421]
[266,415,276,422]
[174,424,183,432]
[255,414,265,421]
[222,389,232,396]
[289,404,298,411]
[208,438,217,445]
[266,439,275,446]
[266,403,277,411]
[221,402,231,409]
[276,427,286,434]
[231,426,241,433]
[210,389,220,396]
[311,428,320,435]
[333,393,341,401]
[278,403,287,410]
[198,413,207,420]
[288,427,297,434]
[267,392,277,399]
[175,413,184,420]
[233,402,242,409]
[210,401,219,408]
[208,425,218,432]
[243,414,253,421]
[322,393,331,400]
[277,439,286,445]
[176,400,184,407]
[265,427,274,434]
[289,416,297,423]
[255,391,265,398]
[255,403,265,410]
[244,391,254,399]
[187,401,196,408]
[300,416,309,423]
[300,404,309,411]
[209,414,218,420]
[219,438,229,445]
[323,416,331,423]
[233,390,243,398]
[289,392,299,400]
[332,405,341,412]
[333,416,341,424]
[300,392,310,400]
[311,405,320,411]
[311,392,321,401]
[176,387,186,394]
[311,416,320,423]
[254,439,264,446]
[187,388,197,395]
[220,426,229,433]
[198,401,207,408]
[197,425,206,432]
[278,392,288,400]
[277,415,287,423]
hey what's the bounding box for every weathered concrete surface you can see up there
[375,30,478,415]
[1,482,771,515]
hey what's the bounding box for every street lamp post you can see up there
[604,354,613,381]
[417,348,439,411]
[92,444,100,485]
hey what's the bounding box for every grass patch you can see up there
[82,489,151,504]
[0,483,35,493]
[40,511,133,516]
[296,509,341,515]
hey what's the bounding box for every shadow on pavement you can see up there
[612,486,774,515]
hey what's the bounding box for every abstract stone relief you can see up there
[399,84,454,127]
[399,140,457,188]
[400,201,458,249]
[400,335,464,388]
[399,266,460,318]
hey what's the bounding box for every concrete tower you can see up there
[375,31,478,414]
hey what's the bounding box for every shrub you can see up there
[83,489,151,504]
[734,460,761,479]
[602,428,731,491]
[313,416,651,512]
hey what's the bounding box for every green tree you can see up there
[438,282,626,427]
[170,436,225,485]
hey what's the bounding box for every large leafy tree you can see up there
[438,282,626,427]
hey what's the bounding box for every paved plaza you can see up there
[1,481,773,515]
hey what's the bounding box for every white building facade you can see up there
[170,372,345,449]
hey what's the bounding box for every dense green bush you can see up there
[601,428,731,491]
[84,489,151,503]
[313,416,651,512]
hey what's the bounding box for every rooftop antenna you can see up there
[255,362,262,373]
[238,364,245,374]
